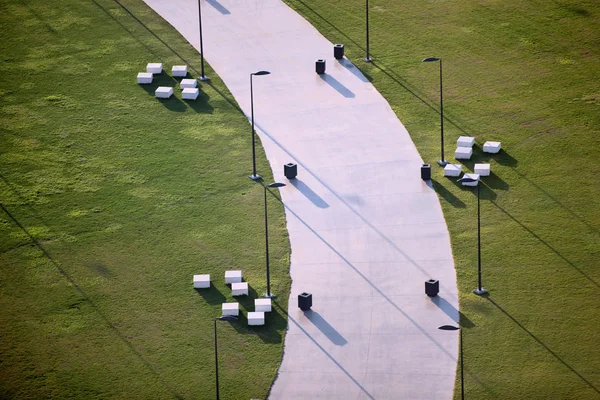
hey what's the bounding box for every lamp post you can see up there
[422,57,447,166]
[458,176,487,295]
[197,0,208,81]
[364,0,372,62]
[249,71,271,181]
[213,315,238,400]
[264,182,286,297]
[438,324,464,400]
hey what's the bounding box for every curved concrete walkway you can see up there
[142,0,460,398]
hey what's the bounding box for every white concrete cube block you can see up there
[146,63,163,74]
[222,302,239,316]
[180,79,197,89]
[225,270,242,284]
[232,282,248,296]
[443,164,462,177]
[461,173,480,186]
[474,163,491,176]
[155,86,173,99]
[193,274,210,289]
[457,136,475,147]
[483,141,502,153]
[137,72,153,85]
[248,311,265,326]
[255,298,272,312]
[182,88,199,100]
[455,146,473,160]
[172,65,188,77]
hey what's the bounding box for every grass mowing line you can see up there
[281,0,600,398]
[0,0,289,398]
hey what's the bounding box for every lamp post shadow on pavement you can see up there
[249,70,271,181]
[422,57,447,167]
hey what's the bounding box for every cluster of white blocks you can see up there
[194,269,273,327]
[136,63,200,101]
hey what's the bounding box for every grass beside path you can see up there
[283,0,600,398]
[0,0,289,399]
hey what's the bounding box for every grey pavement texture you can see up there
[141,0,460,398]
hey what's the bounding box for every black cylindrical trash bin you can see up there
[298,292,312,310]
[421,163,431,180]
[284,163,297,179]
[425,279,439,297]
[334,44,345,59]
[316,59,326,74]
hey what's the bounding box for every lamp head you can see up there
[438,324,460,331]
[422,57,441,63]
[252,70,271,76]
[458,177,479,185]
[215,316,238,322]
[268,182,286,188]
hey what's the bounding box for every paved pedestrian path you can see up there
[142,0,460,398]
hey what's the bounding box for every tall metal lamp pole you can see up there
[213,316,238,400]
[198,0,208,81]
[439,325,464,400]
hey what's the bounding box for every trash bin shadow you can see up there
[303,310,348,346]
[319,74,355,98]
[337,58,369,83]
[289,179,329,208]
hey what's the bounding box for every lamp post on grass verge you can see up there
[422,57,447,166]
[249,70,271,181]
[457,175,487,295]
[438,324,464,400]
[364,0,372,62]
[197,0,209,81]
[264,182,286,298]
[213,315,238,400]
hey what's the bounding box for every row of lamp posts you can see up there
[198,1,475,398]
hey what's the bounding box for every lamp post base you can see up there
[262,293,276,298]
[437,160,449,167]
[364,57,372,63]
[199,76,210,81]
[249,174,262,181]
[473,288,488,295]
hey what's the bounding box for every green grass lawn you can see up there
[282,0,600,398]
[0,0,289,399]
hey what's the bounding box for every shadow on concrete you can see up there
[289,179,329,208]
[486,295,599,395]
[337,58,369,83]
[320,74,355,98]
[430,296,475,329]
[207,0,231,15]
[303,310,347,346]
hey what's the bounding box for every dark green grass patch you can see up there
[283,0,599,398]
[0,0,289,399]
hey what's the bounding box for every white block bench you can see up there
[483,141,502,153]
[455,146,473,160]
[193,274,210,289]
[182,88,199,100]
[461,173,480,187]
[443,164,462,177]
[232,282,248,296]
[155,86,173,99]
[172,65,188,77]
[474,163,491,176]
[180,79,197,89]
[146,63,163,74]
[248,311,265,326]
[457,136,475,147]
[225,270,242,284]
[137,72,153,84]
[222,302,239,316]
[255,298,272,312]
